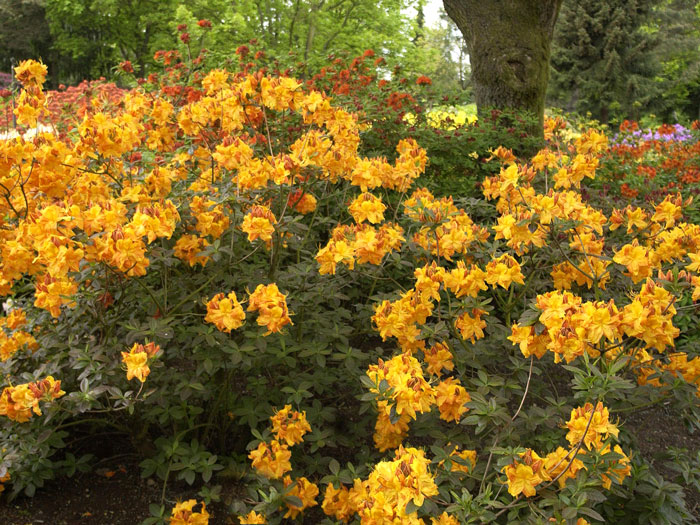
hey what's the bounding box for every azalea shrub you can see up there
[0,78,126,143]
[227,45,543,195]
[0,51,699,525]
[590,120,700,210]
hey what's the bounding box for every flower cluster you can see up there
[0,308,38,361]
[247,406,316,520]
[247,284,292,334]
[0,376,65,422]
[169,499,209,525]
[321,446,445,524]
[316,222,404,275]
[269,404,312,446]
[205,291,246,333]
[13,60,49,127]
[503,402,629,498]
[121,342,160,382]
[366,353,470,451]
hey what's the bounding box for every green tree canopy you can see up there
[175,0,412,73]
[0,1,53,75]
[44,0,179,80]
[648,0,700,121]
[549,0,661,123]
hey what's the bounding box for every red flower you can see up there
[619,119,639,132]
[180,32,191,44]
[236,45,249,58]
[363,49,375,58]
[620,183,639,198]
[416,75,432,86]
[0,89,11,98]
[197,19,212,28]
[657,123,675,136]
[177,23,187,32]
[119,60,134,74]
[254,50,265,60]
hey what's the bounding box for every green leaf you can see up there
[329,459,340,475]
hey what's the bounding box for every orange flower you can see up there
[270,405,311,445]
[248,440,292,479]
[241,205,277,243]
[121,344,151,382]
[169,499,209,525]
[205,291,246,333]
[14,59,48,86]
[247,284,292,334]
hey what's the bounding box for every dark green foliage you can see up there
[649,0,700,122]
[550,0,662,123]
[0,1,53,82]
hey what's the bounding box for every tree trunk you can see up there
[443,0,562,143]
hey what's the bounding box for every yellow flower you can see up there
[248,440,292,479]
[503,462,540,497]
[431,512,460,525]
[373,401,411,452]
[613,241,658,283]
[0,376,65,422]
[169,499,209,525]
[508,324,548,359]
[455,308,488,343]
[438,445,476,474]
[321,483,353,522]
[121,346,150,382]
[599,444,631,489]
[348,192,386,224]
[270,405,311,446]
[238,511,266,524]
[423,341,454,377]
[14,59,48,86]
[543,446,585,488]
[367,354,435,421]
[205,291,246,333]
[485,254,525,289]
[434,377,471,422]
[247,283,292,335]
[173,234,211,267]
[241,205,276,244]
[283,475,319,519]
[565,402,619,450]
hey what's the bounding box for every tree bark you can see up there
[443,0,562,142]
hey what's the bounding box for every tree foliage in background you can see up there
[174,0,412,74]
[648,0,700,121]
[401,1,471,96]
[44,0,179,80]
[0,0,415,86]
[549,0,662,123]
[0,1,53,76]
